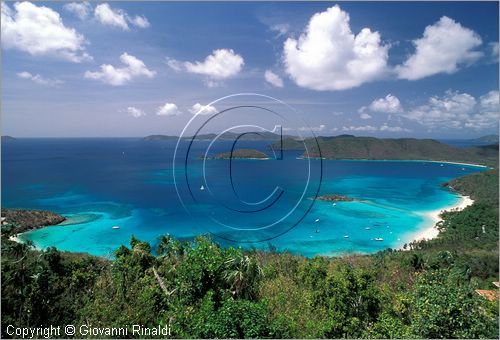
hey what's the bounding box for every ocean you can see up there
[1,138,486,257]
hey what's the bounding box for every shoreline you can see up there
[300,158,490,168]
[407,195,474,244]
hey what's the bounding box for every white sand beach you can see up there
[8,235,22,243]
[410,195,474,243]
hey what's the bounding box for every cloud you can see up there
[270,23,290,37]
[403,90,498,130]
[1,2,91,62]
[379,124,409,132]
[126,107,146,118]
[94,3,149,30]
[342,125,378,132]
[297,124,326,132]
[84,53,156,86]
[17,71,63,86]
[283,5,389,91]
[340,124,409,133]
[129,15,150,28]
[360,113,372,120]
[467,90,500,129]
[94,4,128,30]
[360,94,403,114]
[167,49,244,85]
[189,103,218,115]
[489,42,499,61]
[396,16,482,80]
[264,70,284,87]
[156,103,181,116]
[63,2,91,20]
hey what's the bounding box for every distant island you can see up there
[469,134,499,144]
[315,194,360,202]
[271,135,498,166]
[145,131,292,141]
[1,135,16,141]
[205,148,270,160]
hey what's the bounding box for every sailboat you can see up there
[200,185,205,191]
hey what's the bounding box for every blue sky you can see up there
[2,1,499,138]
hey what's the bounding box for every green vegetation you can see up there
[1,170,498,338]
[1,209,66,235]
[207,149,270,160]
[274,136,499,166]
[444,169,499,206]
[316,194,359,202]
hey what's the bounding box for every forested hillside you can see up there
[274,136,499,167]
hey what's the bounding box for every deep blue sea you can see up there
[1,138,486,258]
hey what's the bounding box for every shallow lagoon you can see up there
[2,138,486,257]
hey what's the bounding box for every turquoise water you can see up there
[2,138,486,258]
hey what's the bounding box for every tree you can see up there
[411,268,498,338]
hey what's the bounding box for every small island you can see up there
[1,135,16,141]
[315,194,360,202]
[205,148,270,160]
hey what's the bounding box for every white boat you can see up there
[315,218,320,222]
[365,227,371,230]
[332,203,336,206]
[374,237,383,241]
[344,235,349,238]
[200,185,205,191]
[112,226,120,229]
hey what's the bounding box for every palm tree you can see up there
[222,253,263,299]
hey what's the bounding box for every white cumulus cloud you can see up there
[404,90,498,130]
[360,94,403,114]
[298,124,326,132]
[360,113,372,120]
[396,16,483,80]
[94,3,128,30]
[156,103,181,116]
[342,125,378,132]
[283,5,389,91]
[167,49,244,86]
[17,71,63,86]
[379,124,409,132]
[126,107,146,118]
[189,103,218,115]
[264,70,284,88]
[1,2,91,62]
[84,53,156,86]
[94,3,149,30]
[129,15,150,28]
[63,2,91,20]
[340,125,409,133]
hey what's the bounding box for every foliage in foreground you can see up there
[1,230,498,339]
